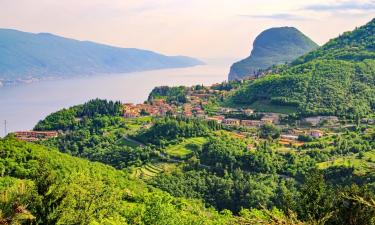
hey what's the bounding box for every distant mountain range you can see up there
[228,27,318,81]
[0,29,203,86]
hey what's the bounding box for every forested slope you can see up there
[0,136,234,224]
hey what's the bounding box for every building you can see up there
[261,113,280,124]
[123,103,140,118]
[280,134,299,140]
[223,118,240,126]
[219,107,232,114]
[183,103,193,117]
[242,109,254,116]
[123,101,176,118]
[151,99,166,106]
[241,120,262,127]
[303,116,339,126]
[14,131,58,142]
[310,130,324,138]
[206,116,225,124]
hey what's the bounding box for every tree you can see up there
[259,124,281,140]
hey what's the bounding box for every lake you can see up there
[0,61,230,136]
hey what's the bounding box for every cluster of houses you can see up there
[277,128,325,147]
[206,113,281,127]
[303,116,339,126]
[123,99,177,118]
[14,131,58,142]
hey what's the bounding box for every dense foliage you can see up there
[147,86,188,103]
[0,136,235,224]
[152,131,375,224]
[34,99,122,131]
[231,19,375,117]
[134,117,220,146]
[35,100,154,169]
[15,96,375,224]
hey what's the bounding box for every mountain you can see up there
[0,29,203,82]
[231,18,375,117]
[228,27,318,81]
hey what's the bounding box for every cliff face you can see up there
[228,27,318,80]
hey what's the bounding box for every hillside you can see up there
[231,18,375,117]
[32,99,375,224]
[0,136,235,224]
[0,29,203,82]
[228,27,318,81]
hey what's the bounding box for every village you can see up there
[13,83,374,147]
[119,83,361,148]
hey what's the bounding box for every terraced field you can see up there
[132,163,178,179]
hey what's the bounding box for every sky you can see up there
[0,0,374,60]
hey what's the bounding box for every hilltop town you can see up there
[15,80,375,149]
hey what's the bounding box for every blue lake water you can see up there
[0,61,229,135]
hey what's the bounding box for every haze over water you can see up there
[0,60,230,136]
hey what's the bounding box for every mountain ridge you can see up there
[0,28,203,82]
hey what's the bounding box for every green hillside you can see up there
[0,136,234,224]
[228,27,318,80]
[231,19,375,117]
[23,99,375,224]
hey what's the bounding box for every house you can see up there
[182,103,193,117]
[241,120,262,127]
[206,116,225,123]
[151,99,166,106]
[242,109,254,116]
[14,131,58,142]
[123,103,140,118]
[219,107,232,113]
[303,116,339,126]
[310,130,324,138]
[303,117,322,126]
[261,113,280,124]
[223,118,240,126]
[280,134,299,140]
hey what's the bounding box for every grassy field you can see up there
[222,99,297,114]
[164,137,207,159]
[317,150,375,175]
[249,100,298,114]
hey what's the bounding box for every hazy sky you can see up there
[0,0,374,59]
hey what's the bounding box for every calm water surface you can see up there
[0,62,229,135]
